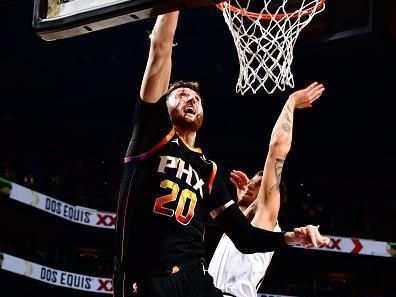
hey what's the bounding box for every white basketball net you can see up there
[219,0,325,95]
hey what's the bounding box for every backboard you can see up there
[32,0,221,41]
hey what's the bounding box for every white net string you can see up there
[219,0,325,95]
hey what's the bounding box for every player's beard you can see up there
[169,108,204,132]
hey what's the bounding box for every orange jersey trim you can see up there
[124,129,176,163]
[208,161,217,195]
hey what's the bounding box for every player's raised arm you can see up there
[251,81,325,230]
[140,11,179,103]
[208,83,329,253]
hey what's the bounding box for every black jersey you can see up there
[115,95,231,278]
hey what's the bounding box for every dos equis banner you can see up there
[1,177,395,258]
[0,252,298,296]
[0,177,116,229]
[0,252,112,294]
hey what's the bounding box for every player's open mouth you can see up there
[184,106,196,115]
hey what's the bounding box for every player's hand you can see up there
[289,82,325,109]
[230,170,249,200]
[284,224,330,248]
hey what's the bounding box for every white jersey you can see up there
[208,223,281,297]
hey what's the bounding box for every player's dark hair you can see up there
[166,81,201,99]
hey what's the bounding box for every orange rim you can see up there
[216,0,325,21]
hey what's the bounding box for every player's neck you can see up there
[238,201,248,213]
[175,128,196,147]
[239,202,254,221]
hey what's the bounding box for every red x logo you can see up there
[98,279,113,292]
[96,214,116,227]
[326,238,341,250]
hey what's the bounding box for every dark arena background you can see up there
[1,1,396,296]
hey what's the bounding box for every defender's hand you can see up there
[230,170,249,200]
[289,82,325,109]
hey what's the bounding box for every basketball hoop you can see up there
[217,0,325,95]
